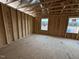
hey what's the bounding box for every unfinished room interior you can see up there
[0,0,79,59]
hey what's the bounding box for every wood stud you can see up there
[0,3,33,48]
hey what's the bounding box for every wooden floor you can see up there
[0,34,79,59]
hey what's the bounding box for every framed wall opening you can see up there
[66,17,79,34]
[41,18,48,31]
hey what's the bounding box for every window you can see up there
[66,18,79,34]
[41,18,48,31]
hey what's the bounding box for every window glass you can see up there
[41,18,48,31]
[66,18,79,33]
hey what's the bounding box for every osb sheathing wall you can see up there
[2,4,14,44]
[0,4,7,47]
[33,14,78,39]
[11,8,19,41]
[22,13,26,37]
[25,14,29,36]
[0,3,33,48]
[17,11,23,39]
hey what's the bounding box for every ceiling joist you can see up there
[0,0,79,17]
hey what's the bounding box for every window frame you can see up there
[40,18,49,31]
[66,17,79,34]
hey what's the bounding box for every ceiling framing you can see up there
[0,0,79,17]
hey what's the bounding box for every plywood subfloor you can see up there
[0,34,79,59]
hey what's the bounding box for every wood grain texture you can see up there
[1,4,14,44]
[17,11,23,39]
[0,3,33,48]
[0,4,7,47]
[33,14,78,39]
[22,13,26,37]
[27,15,33,35]
[11,8,19,41]
[25,14,28,36]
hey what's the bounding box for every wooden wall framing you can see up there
[11,8,19,41]
[33,14,79,39]
[1,4,14,44]
[0,4,7,47]
[0,3,33,48]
